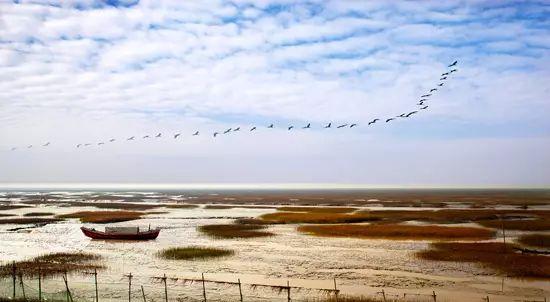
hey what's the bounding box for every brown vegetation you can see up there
[307,296,400,302]
[277,206,357,213]
[0,217,63,224]
[517,234,550,249]
[417,242,550,279]
[477,219,550,231]
[156,247,234,260]
[66,201,161,210]
[164,204,199,209]
[298,224,495,240]
[260,212,378,224]
[0,252,103,277]
[57,211,145,223]
[0,205,32,211]
[198,224,274,239]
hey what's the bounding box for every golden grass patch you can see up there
[298,224,495,240]
[0,252,103,277]
[260,212,378,224]
[417,242,550,279]
[276,206,357,213]
[57,210,145,223]
[198,224,274,239]
[156,247,234,260]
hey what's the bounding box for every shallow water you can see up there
[0,193,549,301]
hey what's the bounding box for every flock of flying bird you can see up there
[9,61,458,151]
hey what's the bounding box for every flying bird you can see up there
[76,144,82,148]
[441,72,449,76]
[174,133,181,139]
[109,138,116,142]
[250,126,257,131]
[397,113,407,118]
[448,60,458,67]
[213,132,219,137]
[10,147,16,151]
[324,122,332,128]
[368,119,379,125]
[84,143,91,146]
[438,83,444,87]
[98,142,104,146]
[420,98,428,102]
[430,88,437,92]
[223,128,232,134]
[421,94,432,98]
[337,124,348,128]
[386,118,395,123]
[143,135,150,139]
[193,131,199,136]
[303,123,311,129]
[406,111,418,117]
[42,142,50,147]
[288,126,294,130]
[268,124,274,128]
[155,133,162,138]
[233,127,241,132]
[127,136,135,141]
[420,106,429,110]
[450,69,457,73]
[27,145,32,148]
[417,101,424,106]
[350,123,357,128]
[440,77,447,80]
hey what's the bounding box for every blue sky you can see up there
[0,0,549,186]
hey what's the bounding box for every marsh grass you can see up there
[57,211,144,223]
[67,201,161,210]
[164,204,199,209]
[276,206,357,213]
[0,252,103,277]
[0,217,63,224]
[23,212,54,217]
[260,212,378,224]
[198,224,274,239]
[417,242,550,279]
[0,205,32,211]
[298,224,495,240]
[307,296,404,302]
[477,219,550,231]
[517,234,550,249]
[156,247,234,260]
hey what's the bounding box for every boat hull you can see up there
[81,227,160,240]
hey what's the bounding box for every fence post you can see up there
[238,278,243,302]
[18,273,26,301]
[163,274,168,302]
[12,261,16,298]
[286,280,290,302]
[333,278,338,302]
[94,269,99,302]
[432,290,437,302]
[381,289,386,302]
[126,273,133,302]
[202,273,207,302]
[38,267,42,302]
[141,285,146,302]
[63,271,74,302]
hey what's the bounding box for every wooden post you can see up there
[432,290,437,302]
[126,273,133,302]
[333,278,338,302]
[38,267,42,302]
[500,216,506,251]
[237,278,243,302]
[141,285,146,302]
[18,273,26,301]
[94,269,99,302]
[63,272,73,302]
[12,261,16,298]
[486,295,490,302]
[381,289,386,302]
[202,273,207,302]
[162,274,168,302]
[286,280,290,302]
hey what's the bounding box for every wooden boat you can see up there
[81,226,160,240]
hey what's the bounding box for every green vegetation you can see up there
[57,211,145,223]
[23,212,54,217]
[198,224,274,239]
[417,242,550,279]
[156,247,234,260]
[0,252,103,277]
[517,234,550,249]
[298,224,495,240]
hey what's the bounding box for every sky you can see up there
[0,0,549,187]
